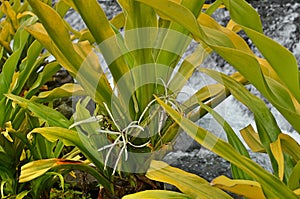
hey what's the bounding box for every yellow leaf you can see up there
[19,158,83,183]
[32,83,86,102]
[211,175,266,199]
[226,20,242,33]
[110,12,125,29]
[19,150,27,162]
[1,129,13,142]
[277,134,300,162]
[294,188,300,196]
[270,136,285,181]
[202,4,225,10]
[25,23,76,75]
[19,159,59,183]
[257,58,281,83]
[240,125,265,153]
[123,190,193,199]
[147,160,233,199]
[198,12,253,54]
[1,121,16,142]
[1,1,19,31]
[17,11,35,20]
[73,41,102,72]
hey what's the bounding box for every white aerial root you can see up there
[69,78,183,175]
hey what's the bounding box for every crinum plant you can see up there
[10,0,300,198]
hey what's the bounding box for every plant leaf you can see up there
[288,161,300,190]
[19,158,60,183]
[200,69,280,173]
[199,101,251,180]
[5,94,71,128]
[32,83,86,102]
[240,125,265,153]
[27,0,83,71]
[243,26,300,103]
[211,175,266,199]
[122,190,193,199]
[146,160,233,199]
[270,135,286,181]
[221,0,263,33]
[155,96,298,198]
[274,133,300,162]
[28,127,112,191]
[19,158,112,192]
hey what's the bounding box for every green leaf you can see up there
[27,0,83,71]
[243,26,300,103]
[170,44,211,98]
[28,127,76,147]
[136,0,206,41]
[183,84,225,114]
[12,40,44,95]
[288,161,300,190]
[72,0,130,83]
[5,94,71,128]
[136,0,300,134]
[16,190,31,199]
[24,23,77,74]
[72,101,110,156]
[200,69,279,166]
[25,62,61,99]
[25,23,113,110]
[0,25,29,96]
[201,69,298,182]
[221,0,263,33]
[119,0,157,112]
[199,101,251,180]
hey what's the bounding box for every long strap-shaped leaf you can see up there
[199,101,251,180]
[71,0,130,83]
[145,160,233,199]
[28,127,113,193]
[135,0,300,133]
[26,1,114,110]
[222,0,300,102]
[155,0,205,85]
[70,0,140,122]
[201,68,297,182]
[19,158,113,193]
[118,0,157,114]
[27,0,82,71]
[155,96,298,198]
